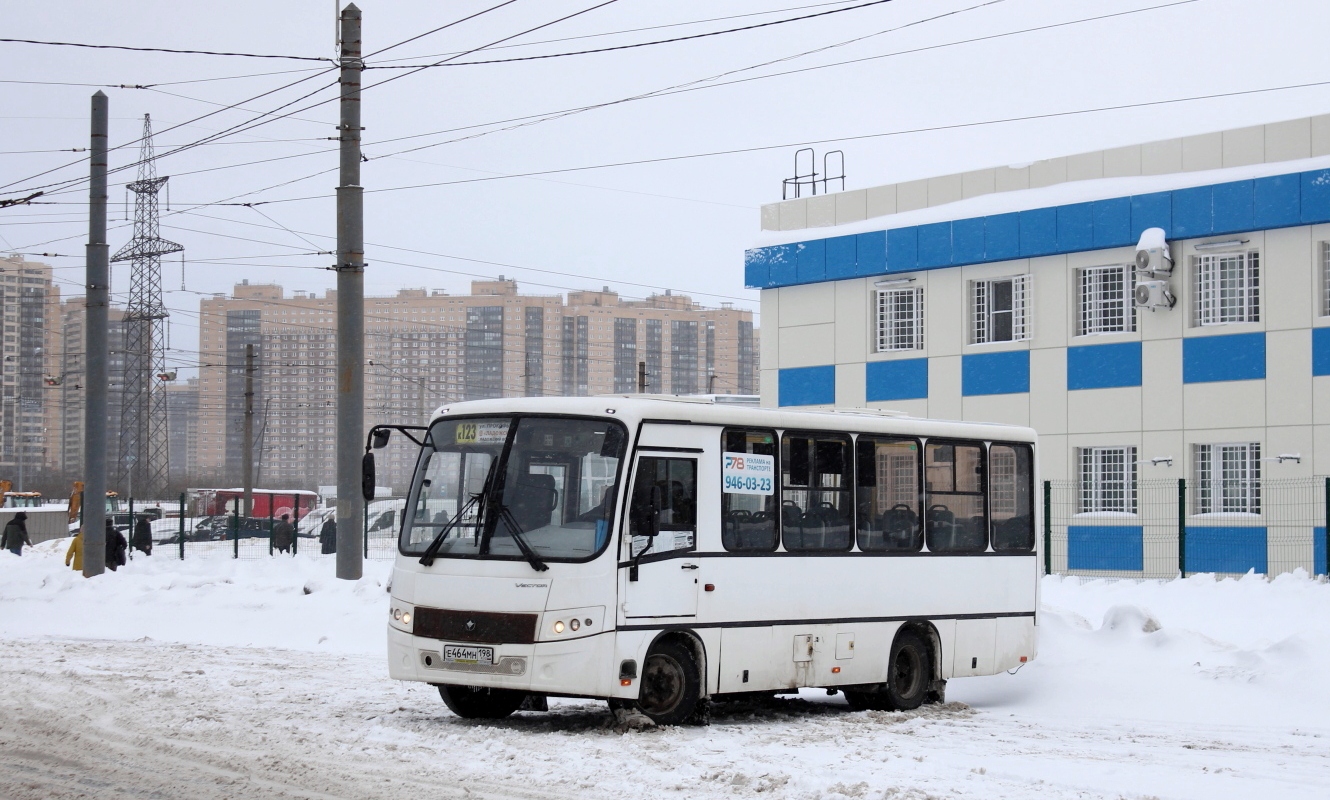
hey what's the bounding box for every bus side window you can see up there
[925,441,987,553]
[856,437,922,552]
[781,432,853,552]
[721,428,779,552]
[990,443,1034,552]
[630,457,697,552]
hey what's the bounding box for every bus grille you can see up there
[412,607,538,644]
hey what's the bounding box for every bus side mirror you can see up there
[371,428,391,449]
[361,452,376,503]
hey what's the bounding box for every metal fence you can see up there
[109,493,406,562]
[1044,477,1330,579]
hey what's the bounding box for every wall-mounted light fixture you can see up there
[1148,456,1173,467]
[873,277,916,288]
[1193,238,1250,251]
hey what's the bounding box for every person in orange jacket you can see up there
[65,530,83,571]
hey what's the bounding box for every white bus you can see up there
[379,396,1039,724]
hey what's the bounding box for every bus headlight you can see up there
[553,620,565,634]
[390,604,414,633]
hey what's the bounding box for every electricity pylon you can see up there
[111,114,181,498]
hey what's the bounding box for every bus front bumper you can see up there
[387,625,619,698]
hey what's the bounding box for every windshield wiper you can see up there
[496,505,548,572]
[418,493,483,566]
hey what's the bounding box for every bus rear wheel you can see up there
[844,629,932,712]
[438,684,528,720]
[636,639,702,726]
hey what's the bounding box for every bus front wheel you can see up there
[438,684,528,720]
[636,639,703,725]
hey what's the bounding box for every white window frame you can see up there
[1194,250,1260,326]
[1077,446,1137,514]
[1077,265,1135,336]
[971,275,1031,344]
[875,286,924,352]
[1192,442,1261,514]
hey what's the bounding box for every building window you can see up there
[875,286,924,352]
[971,275,1031,344]
[1321,242,1330,316]
[1077,446,1137,513]
[1194,251,1259,325]
[1193,442,1260,514]
[1077,266,1134,335]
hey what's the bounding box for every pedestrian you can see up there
[319,515,337,555]
[105,518,127,571]
[272,513,295,554]
[2,512,31,556]
[132,514,153,556]
[65,530,83,571]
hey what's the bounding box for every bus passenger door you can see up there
[621,428,710,619]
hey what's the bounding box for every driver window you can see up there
[629,457,697,553]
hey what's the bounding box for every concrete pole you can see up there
[637,361,647,393]
[335,3,365,579]
[242,343,255,517]
[83,91,109,577]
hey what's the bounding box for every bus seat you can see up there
[510,474,557,532]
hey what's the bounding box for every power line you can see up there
[372,0,868,62]
[0,37,333,62]
[239,75,1330,206]
[367,0,899,68]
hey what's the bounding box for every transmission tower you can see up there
[111,114,182,498]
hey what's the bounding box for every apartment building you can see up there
[196,278,758,491]
[0,256,60,483]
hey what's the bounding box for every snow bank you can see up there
[0,538,392,654]
[952,572,1330,728]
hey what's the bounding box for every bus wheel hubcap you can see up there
[641,653,685,714]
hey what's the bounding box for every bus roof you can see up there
[425,396,1036,443]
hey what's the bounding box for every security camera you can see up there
[1135,227,1173,276]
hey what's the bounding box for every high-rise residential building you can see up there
[195,278,758,491]
[54,297,127,482]
[0,256,60,484]
[165,378,199,487]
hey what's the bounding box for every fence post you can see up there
[1324,477,1329,577]
[292,494,300,556]
[363,500,369,559]
[1177,478,1187,579]
[232,498,240,559]
[1043,480,1052,576]
[268,499,275,557]
[127,495,134,561]
[178,492,185,561]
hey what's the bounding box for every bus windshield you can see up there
[401,415,627,563]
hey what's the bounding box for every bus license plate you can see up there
[443,645,494,666]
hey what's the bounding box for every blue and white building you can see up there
[748,114,1330,510]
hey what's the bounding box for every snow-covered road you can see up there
[2,542,1329,799]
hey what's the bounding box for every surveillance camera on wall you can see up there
[1135,227,1173,277]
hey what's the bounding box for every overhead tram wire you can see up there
[359,0,1188,159]
[366,0,902,68]
[0,37,333,61]
[370,0,869,60]
[0,0,598,201]
[234,75,1330,207]
[23,0,1168,203]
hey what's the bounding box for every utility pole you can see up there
[335,3,365,580]
[242,343,256,517]
[637,361,647,393]
[83,91,109,577]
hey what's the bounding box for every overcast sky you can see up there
[3,0,1328,380]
